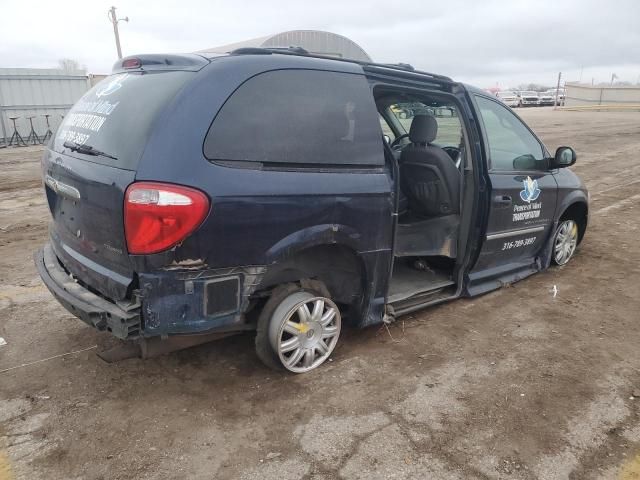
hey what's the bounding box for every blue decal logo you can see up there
[96,74,128,97]
[520,176,541,203]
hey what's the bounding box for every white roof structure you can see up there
[199,30,372,62]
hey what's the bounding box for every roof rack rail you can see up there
[230,47,273,55]
[228,46,454,84]
[269,46,310,55]
[230,46,309,56]
[361,64,453,85]
[381,62,415,72]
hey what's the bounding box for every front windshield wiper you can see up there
[63,141,118,161]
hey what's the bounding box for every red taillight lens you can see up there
[124,182,210,255]
[122,58,141,69]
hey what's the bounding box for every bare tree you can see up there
[58,58,85,72]
[516,83,553,92]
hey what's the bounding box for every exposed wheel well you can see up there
[560,202,588,243]
[257,244,365,312]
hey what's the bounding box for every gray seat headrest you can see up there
[409,115,438,144]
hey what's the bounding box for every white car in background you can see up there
[496,91,519,107]
[538,91,555,106]
[545,89,565,106]
[517,91,540,107]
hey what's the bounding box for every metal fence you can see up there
[0,68,91,146]
[565,82,640,109]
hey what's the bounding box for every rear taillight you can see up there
[122,58,141,69]
[124,182,209,255]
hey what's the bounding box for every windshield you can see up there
[521,91,538,96]
[498,91,516,97]
[53,70,193,169]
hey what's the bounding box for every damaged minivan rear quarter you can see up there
[36,48,588,373]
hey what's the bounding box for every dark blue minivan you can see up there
[36,48,588,373]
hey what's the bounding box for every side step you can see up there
[389,286,454,317]
[387,278,454,304]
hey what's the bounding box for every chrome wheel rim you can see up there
[554,219,578,265]
[271,294,341,373]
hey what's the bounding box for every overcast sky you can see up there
[2,0,639,88]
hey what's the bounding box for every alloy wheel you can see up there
[269,293,341,373]
[554,219,578,265]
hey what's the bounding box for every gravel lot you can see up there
[1,107,640,480]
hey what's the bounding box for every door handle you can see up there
[493,195,512,206]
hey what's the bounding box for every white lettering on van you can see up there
[513,201,542,222]
[65,113,107,133]
[513,210,541,221]
[74,99,120,116]
[58,129,90,145]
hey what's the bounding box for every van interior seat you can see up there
[399,115,460,217]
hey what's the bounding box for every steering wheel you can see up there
[442,146,463,169]
[390,133,410,150]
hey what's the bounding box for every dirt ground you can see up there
[1,107,640,480]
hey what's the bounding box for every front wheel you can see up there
[552,219,579,265]
[256,284,341,373]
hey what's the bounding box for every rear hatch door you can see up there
[45,64,200,300]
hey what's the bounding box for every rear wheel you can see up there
[255,283,341,373]
[552,219,579,265]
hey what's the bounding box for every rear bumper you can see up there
[36,243,266,340]
[35,243,141,339]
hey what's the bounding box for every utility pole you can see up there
[107,6,129,59]
[553,72,562,109]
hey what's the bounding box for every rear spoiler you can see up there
[112,54,209,73]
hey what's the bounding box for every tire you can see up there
[255,282,341,373]
[552,219,579,265]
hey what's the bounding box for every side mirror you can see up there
[383,134,391,145]
[550,146,576,169]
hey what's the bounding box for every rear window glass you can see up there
[204,69,384,167]
[53,71,193,169]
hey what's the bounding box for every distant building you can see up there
[0,68,90,145]
[199,30,372,62]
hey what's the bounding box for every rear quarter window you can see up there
[204,69,384,167]
[53,71,193,169]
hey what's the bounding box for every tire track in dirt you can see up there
[595,193,640,215]
[533,374,631,480]
[0,180,42,194]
